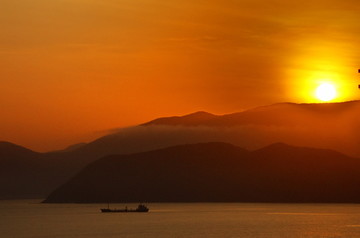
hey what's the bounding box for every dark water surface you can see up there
[2,200,360,237]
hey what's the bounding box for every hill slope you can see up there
[0,142,90,199]
[0,142,50,198]
[44,142,360,203]
[71,100,360,158]
[142,111,218,126]
[3,101,360,199]
[142,101,360,127]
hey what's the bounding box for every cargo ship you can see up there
[101,204,149,213]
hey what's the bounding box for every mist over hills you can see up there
[44,142,360,203]
[1,100,359,199]
[141,111,218,126]
[143,101,360,127]
[75,100,360,158]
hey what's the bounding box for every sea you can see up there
[2,200,360,238]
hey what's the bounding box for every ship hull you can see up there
[100,208,148,213]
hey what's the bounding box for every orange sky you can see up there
[1,0,360,151]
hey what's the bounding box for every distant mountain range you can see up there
[1,100,359,199]
[141,111,218,126]
[44,142,360,203]
[0,142,61,199]
[143,100,360,127]
[74,100,360,158]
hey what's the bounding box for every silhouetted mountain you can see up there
[56,143,88,153]
[70,100,360,159]
[142,111,218,126]
[142,100,360,127]
[0,141,38,159]
[3,101,360,199]
[0,142,49,199]
[44,142,360,203]
[0,141,90,199]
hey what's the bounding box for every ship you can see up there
[100,204,149,213]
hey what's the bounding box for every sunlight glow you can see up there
[286,38,359,103]
[315,83,337,101]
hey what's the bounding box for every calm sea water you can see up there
[2,200,360,238]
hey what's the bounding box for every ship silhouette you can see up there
[101,204,149,213]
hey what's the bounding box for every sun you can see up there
[315,83,337,102]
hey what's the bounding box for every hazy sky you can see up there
[1,0,360,151]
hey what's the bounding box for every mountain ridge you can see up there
[43,142,360,203]
[141,100,360,127]
[1,100,360,199]
[141,111,218,126]
[0,141,39,158]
